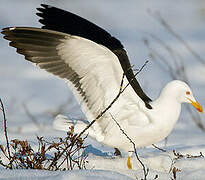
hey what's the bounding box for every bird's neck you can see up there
[139,96,182,146]
[150,93,182,131]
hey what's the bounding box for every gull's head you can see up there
[162,80,203,113]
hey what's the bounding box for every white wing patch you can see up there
[2,27,150,138]
[56,35,150,133]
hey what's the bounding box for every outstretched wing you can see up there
[36,4,152,108]
[2,27,145,124]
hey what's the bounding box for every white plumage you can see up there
[54,79,201,152]
[2,4,203,169]
[56,34,149,145]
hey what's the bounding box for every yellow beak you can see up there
[187,98,203,113]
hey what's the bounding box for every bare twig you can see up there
[143,18,205,132]
[152,144,166,152]
[47,61,148,171]
[22,103,41,129]
[0,99,11,161]
[149,11,205,64]
[0,61,148,171]
[109,113,149,180]
[144,39,177,79]
[185,105,205,132]
[43,96,76,118]
[78,60,149,138]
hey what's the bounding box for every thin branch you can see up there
[151,11,205,64]
[185,105,205,132]
[148,33,183,70]
[144,20,205,132]
[50,61,148,169]
[78,60,149,138]
[152,144,166,152]
[109,113,149,180]
[22,103,41,129]
[0,99,11,162]
[144,39,177,79]
[123,60,149,92]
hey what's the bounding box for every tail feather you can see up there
[53,114,105,142]
[53,114,71,131]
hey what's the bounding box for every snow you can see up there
[0,169,134,180]
[1,0,205,179]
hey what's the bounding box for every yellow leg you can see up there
[127,156,132,169]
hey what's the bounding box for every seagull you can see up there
[2,4,203,169]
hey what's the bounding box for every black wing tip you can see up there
[40,4,49,8]
[38,19,46,25]
[36,4,52,14]
[36,8,44,13]
[36,12,43,17]
[39,4,56,10]
[36,4,51,23]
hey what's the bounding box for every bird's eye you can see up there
[186,91,190,95]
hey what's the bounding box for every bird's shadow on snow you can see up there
[83,145,111,157]
[83,144,205,158]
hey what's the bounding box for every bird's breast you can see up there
[145,101,182,143]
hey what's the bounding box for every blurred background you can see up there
[0,0,205,146]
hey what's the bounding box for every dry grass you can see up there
[0,98,88,170]
[0,129,88,170]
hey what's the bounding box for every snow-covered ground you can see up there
[1,0,205,179]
